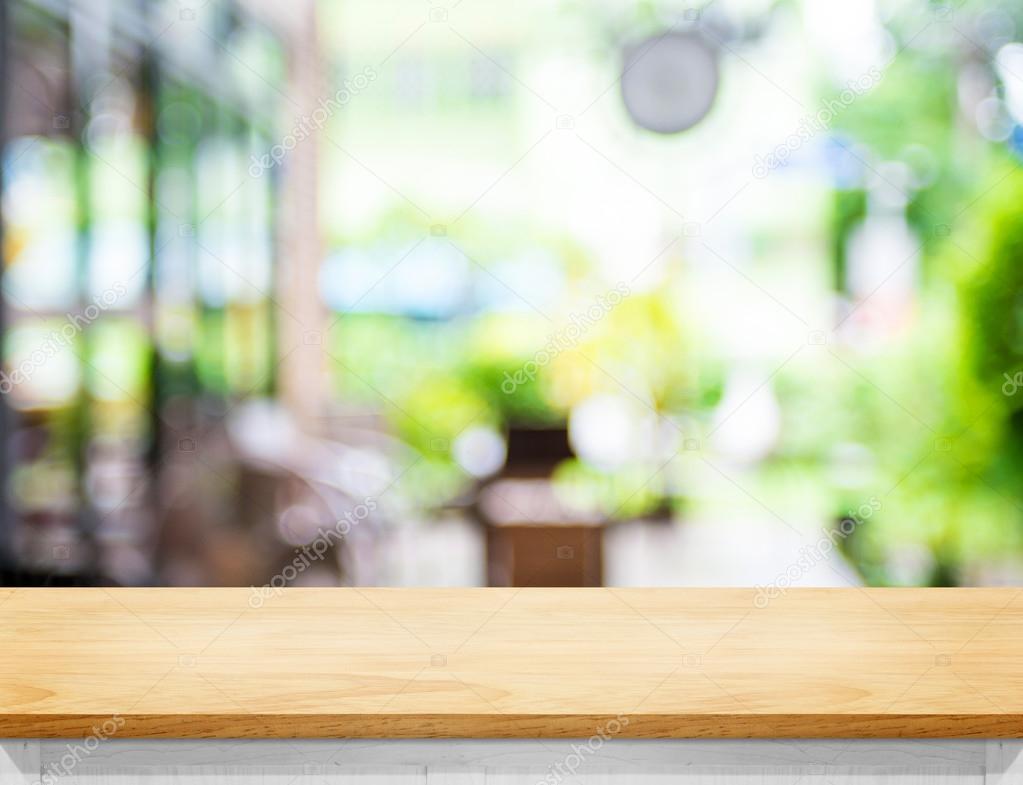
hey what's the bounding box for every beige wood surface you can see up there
[0,587,1021,738]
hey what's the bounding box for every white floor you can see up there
[604,513,861,587]
[378,508,860,588]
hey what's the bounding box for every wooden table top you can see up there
[1,587,1021,738]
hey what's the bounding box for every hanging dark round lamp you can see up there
[620,31,720,134]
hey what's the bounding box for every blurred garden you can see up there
[318,0,1023,586]
[4,0,1023,587]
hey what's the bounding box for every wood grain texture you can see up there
[1,587,1022,739]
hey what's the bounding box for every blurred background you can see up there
[3,0,1023,589]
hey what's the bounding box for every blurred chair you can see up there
[473,425,607,587]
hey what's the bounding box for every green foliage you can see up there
[832,55,957,160]
[957,165,1023,493]
[826,164,1023,584]
[830,189,867,291]
[552,457,667,519]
